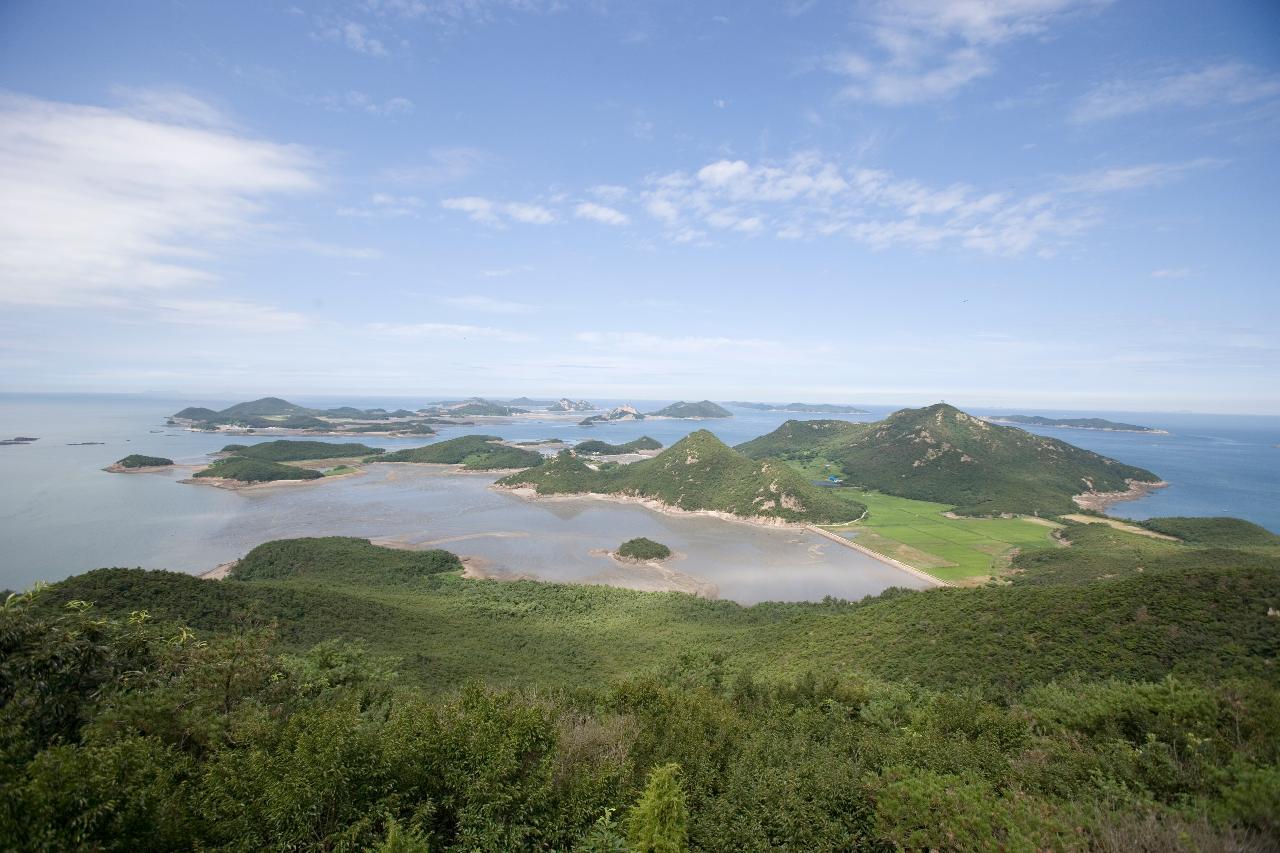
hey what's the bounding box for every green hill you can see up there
[499,430,863,523]
[742,404,1160,517]
[113,454,174,469]
[193,457,323,483]
[216,396,311,418]
[647,400,733,418]
[230,440,383,462]
[573,436,663,455]
[736,418,867,461]
[171,406,221,420]
[1136,516,1280,547]
[375,435,544,470]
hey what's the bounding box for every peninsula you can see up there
[737,403,1163,517]
[985,414,1167,433]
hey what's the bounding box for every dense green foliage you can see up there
[993,415,1159,432]
[735,418,867,461]
[376,435,545,469]
[232,537,462,583]
[499,432,864,523]
[743,404,1161,516]
[617,538,673,561]
[231,439,383,462]
[574,436,663,455]
[647,400,732,418]
[10,526,1280,850]
[1013,522,1280,587]
[1137,516,1280,547]
[193,456,324,483]
[113,454,174,468]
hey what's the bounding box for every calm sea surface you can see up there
[1,394,1276,598]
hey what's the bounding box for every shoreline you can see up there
[496,485,810,529]
[805,525,951,588]
[1072,478,1170,512]
[496,483,940,588]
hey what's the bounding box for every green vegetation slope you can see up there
[11,524,1279,850]
[113,454,174,469]
[228,439,383,462]
[573,436,663,455]
[193,457,323,483]
[376,435,544,470]
[742,404,1160,517]
[499,430,863,523]
[647,400,733,418]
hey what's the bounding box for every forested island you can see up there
[105,454,174,472]
[374,435,545,470]
[986,414,1167,433]
[647,400,733,418]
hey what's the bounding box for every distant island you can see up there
[580,405,646,425]
[172,397,442,434]
[0,436,38,446]
[573,437,663,456]
[373,435,545,470]
[646,400,733,419]
[192,457,325,485]
[983,415,1167,434]
[728,402,869,414]
[105,454,174,472]
[548,398,594,412]
[498,430,863,524]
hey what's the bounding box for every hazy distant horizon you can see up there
[2,2,1277,414]
[3,388,1279,418]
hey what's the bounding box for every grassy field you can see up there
[789,458,1061,582]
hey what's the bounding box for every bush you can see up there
[114,454,173,468]
[617,538,672,561]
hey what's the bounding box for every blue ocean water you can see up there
[0,394,1276,591]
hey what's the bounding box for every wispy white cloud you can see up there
[110,85,231,128]
[633,150,1204,255]
[0,91,316,306]
[368,321,532,342]
[1073,62,1280,123]
[441,196,555,226]
[337,193,424,218]
[319,20,389,56]
[1061,158,1223,193]
[440,295,533,313]
[830,0,1105,105]
[1151,267,1193,279]
[307,90,413,116]
[574,201,630,226]
[382,147,486,185]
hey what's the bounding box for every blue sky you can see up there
[1,1,1277,412]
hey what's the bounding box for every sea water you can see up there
[1,394,1276,597]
